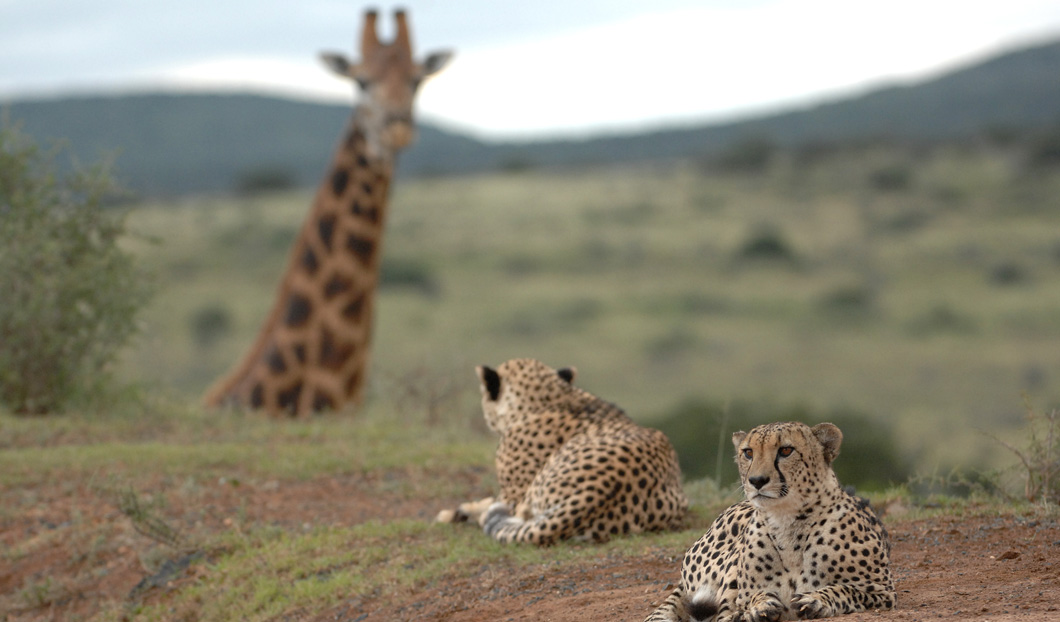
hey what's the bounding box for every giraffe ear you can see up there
[421,50,453,77]
[556,367,576,384]
[320,52,356,77]
[476,365,501,401]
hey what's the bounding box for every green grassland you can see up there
[5,141,1060,621]
[119,144,1060,475]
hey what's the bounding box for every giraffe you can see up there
[204,9,452,417]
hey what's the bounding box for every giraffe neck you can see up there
[205,113,396,416]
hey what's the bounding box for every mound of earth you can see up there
[3,471,1058,621]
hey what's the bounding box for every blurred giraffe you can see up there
[204,9,452,416]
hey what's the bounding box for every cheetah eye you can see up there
[778,446,794,458]
[742,448,753,460]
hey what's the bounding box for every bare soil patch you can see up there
[3,472,1058,621]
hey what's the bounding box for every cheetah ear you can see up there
[812,423,843,464]
[556,367,576,384]
[476,365,501,401]
[731,430,747,451]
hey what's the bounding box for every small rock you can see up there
[997,550,1020,560]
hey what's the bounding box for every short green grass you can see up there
[117,146,1060,474]
[0,398,494,489]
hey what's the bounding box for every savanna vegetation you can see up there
[3,122,1060,620]
[119,132,1060,481]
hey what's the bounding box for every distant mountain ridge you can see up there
[4,37,1059,197]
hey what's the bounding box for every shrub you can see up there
[0,125,152,413]
[189,304,233,348]
[235,165,297,196]
[712,136,776,173]
[380,257,441,297]
[1025,126,1060,169]
[733,224,799,266]
[987,401,1059,505]
[904,303,976,336]
[867,163,913,192]
[816,284,877,321]
[988,261,1028,287]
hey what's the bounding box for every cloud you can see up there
[417,1,1060,138]
[3,0,1059,137]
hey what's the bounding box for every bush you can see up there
[235,166,297,196]
[380,257,442,297]
[653,398,909,491]
[1026,126,1060,169]
[712,136,776,173]
[988,401,1059,505]
[189,304,233,348]
[0,125,152,413]
[817,284,876,318]
[733,224,800,266]
[867,163,913,192]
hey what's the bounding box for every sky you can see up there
[2,1,1059,140]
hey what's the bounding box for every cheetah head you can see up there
[475,359,576,434]
[732,421,842,510]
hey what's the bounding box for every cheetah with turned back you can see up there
[436,358,688,545]
[645,421,895,622]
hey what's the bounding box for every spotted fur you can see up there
[645,421,895,622]
[436,358,688,545]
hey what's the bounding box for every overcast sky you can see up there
[2,1,1059,139]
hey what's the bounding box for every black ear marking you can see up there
[320,52,351,76]
[480,366,501,401]
[557,367,575,383]
[422,50,454,76]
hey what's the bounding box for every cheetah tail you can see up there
[687,585,719,621]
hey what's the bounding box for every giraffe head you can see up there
[321,9,452,162]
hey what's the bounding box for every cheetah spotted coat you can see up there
[437,358,688,545]
[644,421,896,622]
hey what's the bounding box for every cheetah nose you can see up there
[748,476,770,490]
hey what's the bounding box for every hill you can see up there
[2,37,1059,196]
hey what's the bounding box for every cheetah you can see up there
[436,358,688,545]
[644,421,896,622]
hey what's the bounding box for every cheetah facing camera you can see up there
[435,358,688,545]
[644,421,896,622]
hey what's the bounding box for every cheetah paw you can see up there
[435,509,459,523]
[791,593,833,619]
[482,502,515,536]
[743,592,784,622]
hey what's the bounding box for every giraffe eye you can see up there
[742,448,753,460]
[778,446,794,458]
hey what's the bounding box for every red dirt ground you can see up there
[3,471,1058,621]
